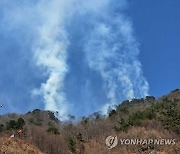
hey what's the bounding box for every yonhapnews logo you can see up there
[105,136,176,149]
[105,136,118,149]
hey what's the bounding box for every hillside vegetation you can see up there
[0,137,43,154]
[0,89,180,154]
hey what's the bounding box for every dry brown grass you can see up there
[27,126,71,154]
[0,137,43,154]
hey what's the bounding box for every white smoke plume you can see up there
[32,0,73,120]
[31,0,149,119]
[81,0,149,113]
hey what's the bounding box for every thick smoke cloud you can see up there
[81,1,149,112]
[0,0,149,119]
[32,0,149,118]
[31,0,73,120]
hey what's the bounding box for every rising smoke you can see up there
[82,0,149,112]
[1,0,149,120]
[31,0,149,119]
[31,0,73,120]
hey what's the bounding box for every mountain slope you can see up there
[0,89,179,154]
[0,137,43,154]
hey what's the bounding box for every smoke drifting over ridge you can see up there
[32,0,149,119]
[0,0,149,119]
[82,1,149,112]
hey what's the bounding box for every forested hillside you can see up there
[0,89,180,154]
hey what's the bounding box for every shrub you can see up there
[108,109,116,117]
[67,137,76,153]
[0,124,4,132]
[157,100,180,133]
[6,120,16,130]
[17,118,25,129]
[117,106,129,114]
[81,117,89,125]
[48,111,59,122]
[76,133,84,142]
[115,98,180,133]
[6,118,25,130]
[29,118,42,126]
[32,109,41,114]
[47,126,60,135]
[145,96,156,102]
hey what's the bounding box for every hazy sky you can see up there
[0,0,179,119]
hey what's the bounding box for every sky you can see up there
[127,0,180,97]
[0,0,179,120]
